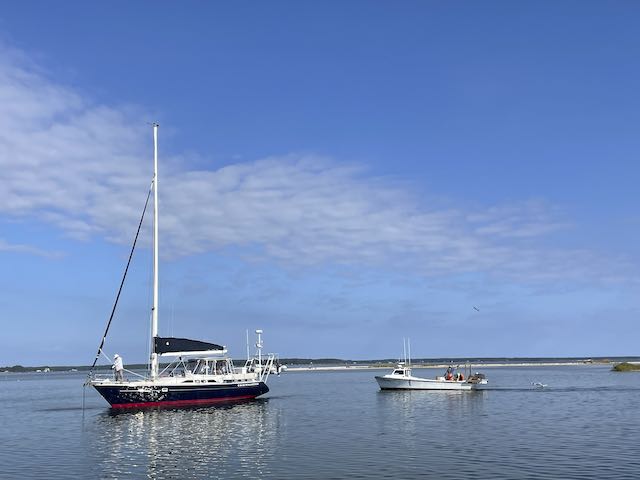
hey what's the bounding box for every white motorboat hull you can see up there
[375,374,476,391]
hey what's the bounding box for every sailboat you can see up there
[88,124,277,409]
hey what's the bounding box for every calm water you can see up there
[1,365,639,479]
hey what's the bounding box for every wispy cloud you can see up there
[0,238,62,259]
[468,202,569,238]
[0,42,634,285]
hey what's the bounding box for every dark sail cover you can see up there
[154,337,224,355]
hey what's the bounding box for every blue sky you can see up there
[1,2,639,365]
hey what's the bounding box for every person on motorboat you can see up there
[445,366,453,381]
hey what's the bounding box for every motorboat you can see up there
[375,363,487,391]
[374,339,488,391]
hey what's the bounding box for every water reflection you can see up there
[376,389,486,415]
[374,388,488,448]
[87,400,281,479]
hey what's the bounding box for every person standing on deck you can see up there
[112,354,124,382]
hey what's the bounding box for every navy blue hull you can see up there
[93,381,269,409]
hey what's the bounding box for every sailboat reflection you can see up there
[89,399,281,478]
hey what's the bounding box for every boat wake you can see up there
[478,385,640,393]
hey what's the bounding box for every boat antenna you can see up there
[403,337,406,365]
[246,329,250,361]
[87,181,154,375]
[150,123,160,379]
[256,329,263,370]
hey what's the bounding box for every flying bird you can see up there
[473,306,480,312]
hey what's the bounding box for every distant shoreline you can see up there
[286,360,631,372]
[2,357,639,374]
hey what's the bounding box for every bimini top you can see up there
[154,336,226,357]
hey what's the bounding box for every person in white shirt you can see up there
[112,354,124,382]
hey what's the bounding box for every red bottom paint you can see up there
[111,394,257,409]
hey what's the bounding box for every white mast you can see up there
[150,123,160,379]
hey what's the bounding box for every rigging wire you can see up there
[87,179,154,377]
